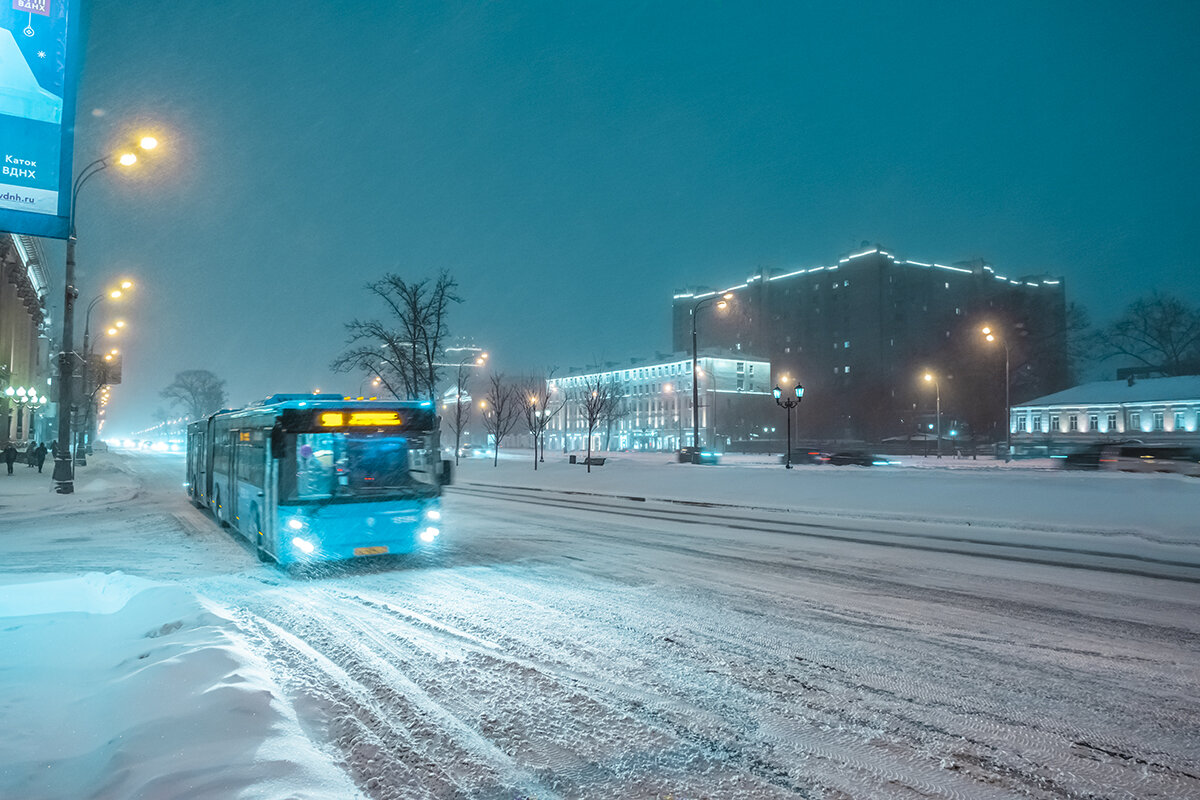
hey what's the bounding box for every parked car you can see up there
[825,450,896,466]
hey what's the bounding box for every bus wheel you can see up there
[214,486,229,528]
[254,513,271,563]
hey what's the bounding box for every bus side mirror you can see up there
[270,425,287,459]
[441,459,453,486]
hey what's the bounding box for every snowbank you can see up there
[0,573,363,800]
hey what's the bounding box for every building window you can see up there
[1017,416,1027,433]
[1129,412,1141,431]
[1107,413,1117,432]
[1088,414,1098,431]
[1154,411,1164,431]
[1069,414,1078,432]
[1050,415,1059,432]
[1175,411,1186,431]
[844,366,850,373]
[843,340,850,348]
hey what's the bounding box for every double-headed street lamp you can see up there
[772,382,804,469]
[923,372,942,458]
[981,326,1011,461]
[54,136,159,494]
[691,292,732,450]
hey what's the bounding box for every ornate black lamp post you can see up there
[773,383,804,469]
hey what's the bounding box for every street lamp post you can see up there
[76,284,132,465]
[446,348,486,466]
[690,292,732,451]
[772,383,804,469]
[53,137,158,494]
[981,326,1011,462]
[923,372,941,458]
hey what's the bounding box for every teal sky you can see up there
[54,1,1200,433]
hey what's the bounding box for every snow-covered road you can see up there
[3,450,1199,799]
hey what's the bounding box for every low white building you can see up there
[546,353,773,452]
[1011,375,1200,446]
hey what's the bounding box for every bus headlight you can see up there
[292,537,316,554]
[424,508,441,521]
[287,517,305,531]
[419,526,440,543]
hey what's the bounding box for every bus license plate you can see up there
[354,546,389,556]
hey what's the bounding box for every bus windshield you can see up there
[283,431,438,502]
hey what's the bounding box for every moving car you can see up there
[783,449,828,465]
[677,447,720,465]
[825,450,896,466]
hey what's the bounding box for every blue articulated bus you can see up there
[187,394,450,566]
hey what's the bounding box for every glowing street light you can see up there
[690,291,733,451]
[923,372,941,458]
[772,383,805,469]
[981,326,1012,461]
[55,133,160,493]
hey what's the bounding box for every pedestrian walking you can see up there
[3,442,16,475]
[34,442,47,473]
[25,442,36,467]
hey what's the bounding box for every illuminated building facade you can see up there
[671,246,1069,442]
[545,353,772,452]
[1012,375,1200,445]
[0,233,52,445]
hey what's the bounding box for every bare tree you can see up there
[331,270,461,403]
[160,370,227,421]
[1094,292,1200,376]
[520,372,568,470]
[481,373,521,467]
[448,370,473,467]
[580,376,614,473]
[599,377,629,450]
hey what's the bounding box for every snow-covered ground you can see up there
[1,449,1198,798]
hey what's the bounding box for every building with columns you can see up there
[0,233,53,446]
[544,352,773,453]
[1011,375,1200,449]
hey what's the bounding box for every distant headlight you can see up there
[424,508,441,521]
[291,537,315,554]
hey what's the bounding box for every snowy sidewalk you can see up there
[0,454,365,799]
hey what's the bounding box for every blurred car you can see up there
[783,449,828,465]
[677,447,720,465]
[1062,444,1106,470]
[825,450,896,466]
[457,445,492,459]
[1110,445,1200,476]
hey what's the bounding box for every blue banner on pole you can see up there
[0,0,79,240]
